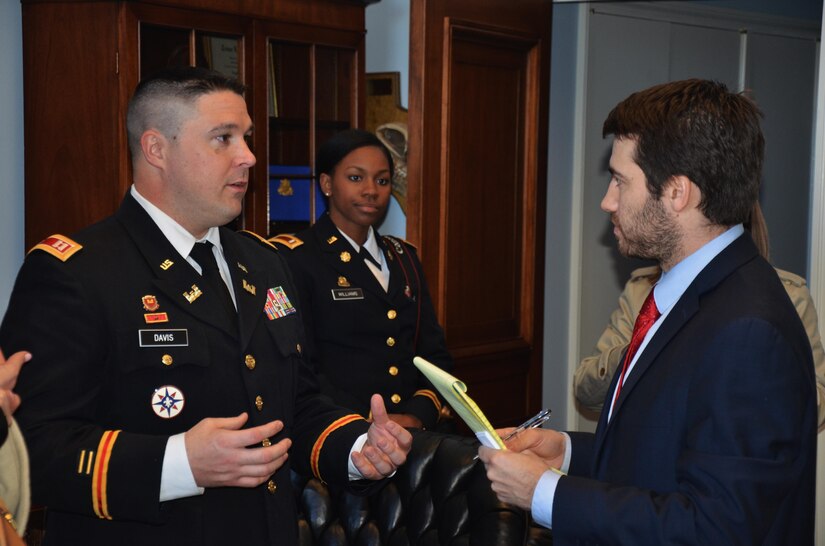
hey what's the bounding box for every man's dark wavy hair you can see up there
[603,79,764,226]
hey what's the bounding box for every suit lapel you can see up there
[592,234,760,465]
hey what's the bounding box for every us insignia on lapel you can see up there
[264,286,297,320]
[160,259,174,271]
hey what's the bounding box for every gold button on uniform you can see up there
[388,366,399,376]
[161,354,173,366]
[255,396,263,411]
[387,309,397,320]
[245,354,256,370]
[391,394,401,404]
[267,480,277,494]
[386,337,396,347]
[262,438,271,447]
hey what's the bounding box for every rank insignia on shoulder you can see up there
[28,234,83,261]
[270,234,304,250]
[240,230,279,252]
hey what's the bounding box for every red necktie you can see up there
[611,290,660,410]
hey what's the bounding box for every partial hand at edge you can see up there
[0,349,31,420]
[185,413,290,488]
[352,394,413,480]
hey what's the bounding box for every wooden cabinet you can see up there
[21,0,373,248]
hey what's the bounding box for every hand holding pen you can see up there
[474,408,551,460]
[501,408,552,442]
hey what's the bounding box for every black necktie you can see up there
[190,241,237,325]
[360,246,382,269]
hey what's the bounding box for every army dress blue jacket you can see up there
[0,194,371,545]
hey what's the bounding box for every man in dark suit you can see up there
[478,79,816,544]
[0,67,411,544]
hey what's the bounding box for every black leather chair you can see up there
[292,430,553,545]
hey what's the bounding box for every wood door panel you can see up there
[444,30,526,348]
[408,0,551,426]
[23,2,123,249]
[458,351,532,428]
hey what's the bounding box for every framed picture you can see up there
[202,35,240,80]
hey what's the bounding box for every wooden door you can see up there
[407,0,552,426]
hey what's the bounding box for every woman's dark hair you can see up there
[603,79,764,227]
[316,129,394,179]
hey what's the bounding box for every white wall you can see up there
[0,1,24,318]
[366,0,409,239]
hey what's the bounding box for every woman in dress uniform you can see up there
[273,129,453,430]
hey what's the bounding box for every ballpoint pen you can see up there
[474,408,552,460]
[501,408,552,442]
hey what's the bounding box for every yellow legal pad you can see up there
[413,356,505,449]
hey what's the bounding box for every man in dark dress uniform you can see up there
[0,67,411,545]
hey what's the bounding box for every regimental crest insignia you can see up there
[142,295,160,312]
[337,276,350,287]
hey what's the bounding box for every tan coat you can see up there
[0,419,30,535]
[574,265,825,429]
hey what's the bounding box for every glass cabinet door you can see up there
[140,24,242,81]
[267,40,356,236]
